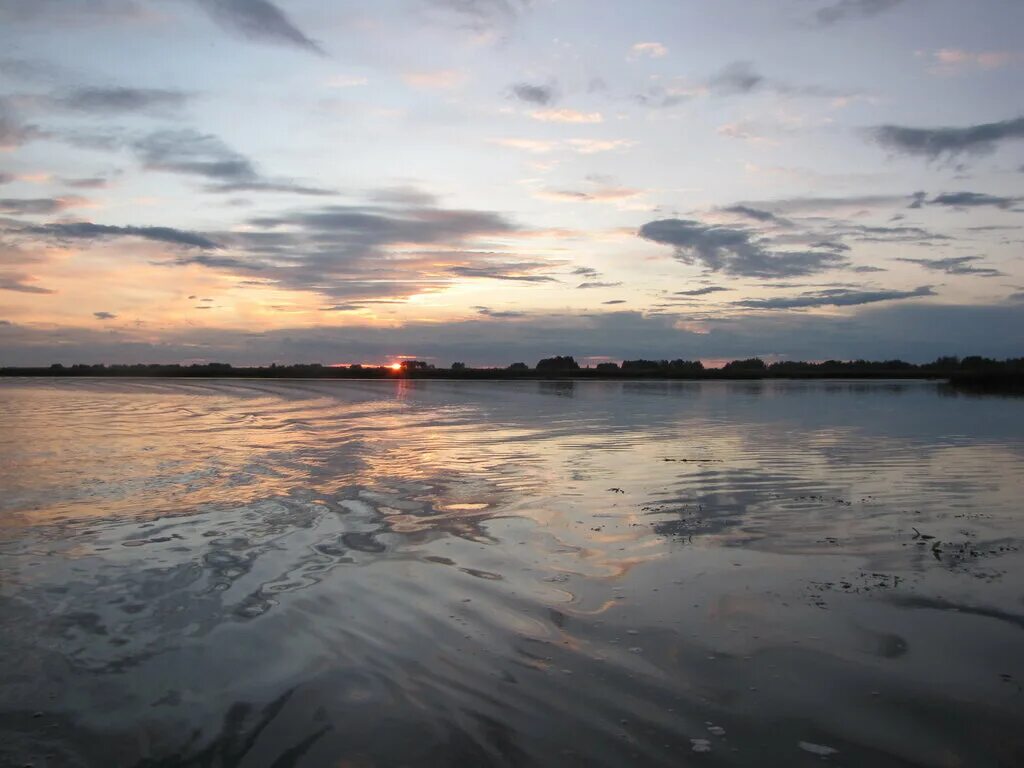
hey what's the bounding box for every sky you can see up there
[0,0,1022,366]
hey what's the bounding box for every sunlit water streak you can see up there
[0,378,1022,767]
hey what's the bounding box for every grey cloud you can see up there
[61,177,113,189]
[132,130,331,195]
[201,200,542,301]
[477,306,527,318]
[639,218,848,278]
[870,116,1024,160]
[709,61,764,95]
[896,256,1005,277]
[192,0,323,54]
[0,174,12,185]
[93,311,117,320]
[577,281,622,289]
[736,194,911,215]
[0,100,43,148]
[722,205,792,226]
[0,0,143,23]
[928,191,1020,209]
[734,285,933,310]
[22,222,221,249]
[55,87,190,114]
[204,180,336,196]
[675,286,731,296]
[367,187,439,206]
[852,265,887,273]
[510,82,555,105]
[0,272,55,294]
[320,303,366,312]
[603,300,626,305]
[423,0,530,29]
[5,301,1024,367]
[828,223,951,244]
[573,266,600,278]
[133,130,257,180]
[815,0,905,25]
[451,267,556,282]
[174,253,261,270]
[0,198,86,215]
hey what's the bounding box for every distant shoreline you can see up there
[1,356,1021,391]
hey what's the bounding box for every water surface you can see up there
[1,379,1022,767]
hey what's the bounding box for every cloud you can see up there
[922,49,1024,73]
[53,87,190,114]
[896,256,1004,277]
[510,82,555,105]
[0,272,55,294]
[420,0,530,30]
[734,286,934,310]
[573,266,599,279]
[0,174,12,185]
[708,61,764,95]
[536,186,640,204]
[20,222,221,249]
[0,99,43,149]
[529,109,603,124]
[6,302,1023,366]
[675,286,731,296]
[476,306,527,318]
[734,194,910,215]
[93,311,117,320]
[815,0,905,26]
[927,191,1021,209]
[172,198,549,302]
[0,197,87,215]
[60,177,113,189]
[630,42,668,59]
[131,129,329,195]
[639,219,849,278]
[403,70,467,89]
[490,137,630,154]
[0,0,144,23]
[721,205,792,226]
[576,281,622,289]
[602,299,626,305]
[191,0,323,54]
[448,266,556,282]
[869,116,1024,160]
[133,129,255,180]
[565,138,632,154]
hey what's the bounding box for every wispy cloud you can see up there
[735,285,933,309]
[18,222,221,249]
[897,256,1004,277]
[191,0,323,55]
[814,0,905,26]
[509,82,556,105]
[0,197,88,215]
[529,109,603,124]
[920,48,1024,74]
[639,218,849,278]
[52,87,191,114]
[403,70,467,90]
[869,116,1024,160]
[630,42,667,59]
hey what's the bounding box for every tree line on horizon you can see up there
[1,355,1022,387]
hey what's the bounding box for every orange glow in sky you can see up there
[390,363,403,371]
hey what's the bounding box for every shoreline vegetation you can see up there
[1,355,1022,391]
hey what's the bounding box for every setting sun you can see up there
[389,363,403,371]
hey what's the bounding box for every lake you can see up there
[0,379,1022,767]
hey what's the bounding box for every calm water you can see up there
[0,379,1022,767]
